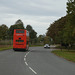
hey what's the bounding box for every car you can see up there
[44,44,50,48]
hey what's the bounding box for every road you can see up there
[0,47,75,75]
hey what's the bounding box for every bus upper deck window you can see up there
[16,30,24,33]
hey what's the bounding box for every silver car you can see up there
[44,44,50,48]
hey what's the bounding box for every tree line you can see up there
[0,19,50,45]
[47,0,75,47]
[0,19,37,44]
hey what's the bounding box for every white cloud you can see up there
[0,0,68,36]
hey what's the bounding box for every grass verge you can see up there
[52,50,75,62]
[0,46,13,51]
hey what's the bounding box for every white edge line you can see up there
[29,67,37,74]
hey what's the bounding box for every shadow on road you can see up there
[13,49,30,52]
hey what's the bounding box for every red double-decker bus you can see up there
[13,29,29,51]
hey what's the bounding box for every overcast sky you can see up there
[0,0,68,36]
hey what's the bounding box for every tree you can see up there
[44,36,51,45]
[38,35,44,42]
[26,25,33,32]
[30,30,37,39]
[67,0,75,15]
[0,24,8,40]
[46,16,67,44]
[64,0,75,45]
[9,19,25,39]
[15,19,24,25]
[26,25,37,44]
[46,0,75,47]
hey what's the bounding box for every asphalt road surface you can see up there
[0,47,75,75]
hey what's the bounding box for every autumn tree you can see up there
[47,16,67,44]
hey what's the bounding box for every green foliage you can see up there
[0,19,37,46]
[38,35,44,42]
[8,19,25,39]
[26,25,33,32]
[47,0,75,45]
[64,0,75,44]
[0,19,38,46]
[30,30,37,39]
[44,36,51,44]
[47,16,67,44]
[37,35,45,45]
[26,25,37,44]
[67,0,75,15]
[0,24,8,40]
[37,35,52,45]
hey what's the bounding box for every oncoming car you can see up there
[44,44,50,48]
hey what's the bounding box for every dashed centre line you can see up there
[25,62,28,66]
[24,58,26,61]
[24,51,37,75]
[29,67,37,74]
[25,55,26,58]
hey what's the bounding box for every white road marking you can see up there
[26,52,29,56]
[29,67,37,74]
[25,62,28,66]
[24,58,26,61]
[25,55,26,58]
[24,51,37,74]
[26,54,27,56]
